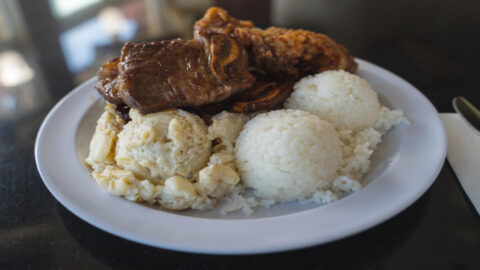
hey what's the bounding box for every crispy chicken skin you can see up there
[194,7,357,77]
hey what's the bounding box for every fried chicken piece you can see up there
[95,36,254,114]
[194,7,357,77]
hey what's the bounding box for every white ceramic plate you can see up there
[35,59,446,254]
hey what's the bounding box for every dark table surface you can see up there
[1,0,479,269]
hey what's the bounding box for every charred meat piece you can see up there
[194,7,357,77]
[95,37,254,114]
[95,57,122,104]
[187,71,295,116]
[114,103,131,123]
[194,7,254,38]
[229,73,295,113]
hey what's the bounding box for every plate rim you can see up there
[35,58,447,254]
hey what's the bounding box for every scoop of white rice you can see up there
[235,109,343,202]
[285,70,380,131]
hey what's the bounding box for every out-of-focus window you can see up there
[49,0,102,18]
[59,12,138,73]
[48,0,214,84]
[0,0,29,42]
[0,0,50,119]
[0,50,35,87]
[0,4,13,41]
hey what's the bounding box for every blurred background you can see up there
[1,1,479,268]
[0,0,479,123]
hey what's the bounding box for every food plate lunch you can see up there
[35,57,446,254]
[36,7,446,254]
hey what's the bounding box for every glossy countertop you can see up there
[1,0,479,269]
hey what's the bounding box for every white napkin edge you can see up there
[440,113,480,215]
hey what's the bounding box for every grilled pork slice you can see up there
[95,37,254,114]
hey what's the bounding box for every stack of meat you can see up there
[95,7,357,118]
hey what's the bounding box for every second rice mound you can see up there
[235,109,343,202]
[285,70,380,131]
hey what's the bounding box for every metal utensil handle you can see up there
[453,96,480,135]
